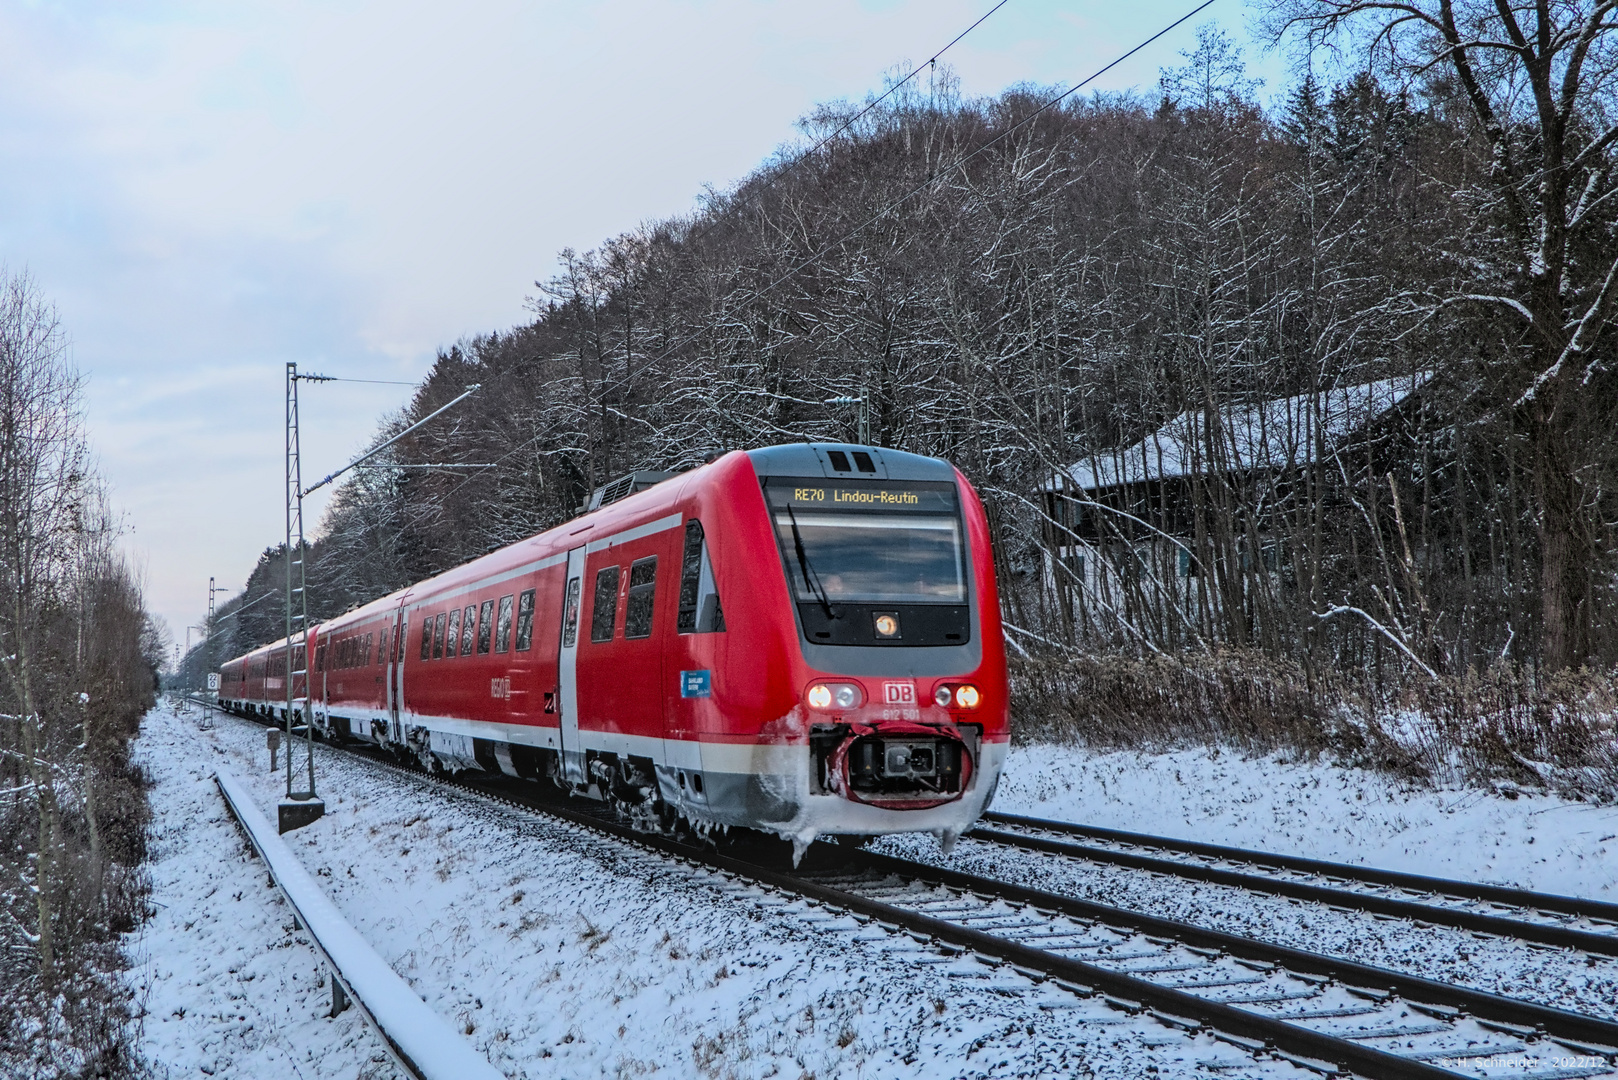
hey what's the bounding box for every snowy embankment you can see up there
[127,707,394,1079]
[991,742,1618,899]
[879,742,1618,1019]
[128,703,1312,1080]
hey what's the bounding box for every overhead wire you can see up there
[366,0,1221,509]
[579,0,1223,387]
[363,2,1022,507]
[741,0,1221,312]
[790,0,1014,166]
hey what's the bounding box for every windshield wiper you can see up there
[785,506,837,619]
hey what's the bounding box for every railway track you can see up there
[212,708,1618,1080]
[964,812,1618,958]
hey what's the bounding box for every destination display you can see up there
[766,478,966,604]
[766,479,958,514]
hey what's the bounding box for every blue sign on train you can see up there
[680,669,711,698]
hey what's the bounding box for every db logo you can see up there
[490,677,512,700]
[883,681,915,705]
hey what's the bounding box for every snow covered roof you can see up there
[1046,374,1430,493]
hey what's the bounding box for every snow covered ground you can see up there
[127,707,399,1079]
[128,703,1326,1079]
[125,703,1617,1077]
[876,741,1618,1021]
[987,742,1618,900]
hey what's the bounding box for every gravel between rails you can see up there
[872,830,1618,1021]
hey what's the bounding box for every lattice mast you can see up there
[285,362,316,801]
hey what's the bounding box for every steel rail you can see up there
[208,707,1618,1079]
[429,769,1618,1079]
[217,712,1617,1080]
[967,820,1618,957]
[971,813,1618,956]
[983,812,1618,922]
[415,773,1456,1079]
[843,849,1618,1049]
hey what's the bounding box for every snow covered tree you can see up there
[1270,0,1618,668]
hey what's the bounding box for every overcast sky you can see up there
[0,0,1281,655]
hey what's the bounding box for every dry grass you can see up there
[1394,664,1618,800]
[1010,648,1350,755]
[1010,649,1618,802]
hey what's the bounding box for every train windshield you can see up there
[766,480,966,605]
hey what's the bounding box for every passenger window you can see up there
[420,616,432,661]
[677,520,725,634]
[433,612,446,659]
[590,567,620,643]
[477,600,494,654]
[377,629,388,665]
[461,605,476,656]
[495,595,514,653]
[445,608,461,658]
[515,589,536,651]
[561,579,581,648]
[366,633,374,664]
[624,557,657,639]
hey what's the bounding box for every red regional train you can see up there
[218,443,1008,852]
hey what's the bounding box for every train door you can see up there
[557,547,586,783]
[389,607,407,744]
[319,630,328,733]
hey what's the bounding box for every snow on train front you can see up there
[656,444,1009,858]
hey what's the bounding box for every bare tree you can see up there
[0,270,86,979]
[1269,0,1618,668]
[0,270,156,1077]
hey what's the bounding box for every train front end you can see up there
[722,444,1008,851]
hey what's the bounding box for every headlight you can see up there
[954,684,981,709]
[806,682,863,711]
[873,612,901,639]
[933,685,952,707]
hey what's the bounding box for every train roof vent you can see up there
[808,444,889,479]
[587,470,677,512]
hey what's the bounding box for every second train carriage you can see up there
[218,443,1009,849]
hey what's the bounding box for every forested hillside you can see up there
[192,9,1618,785]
